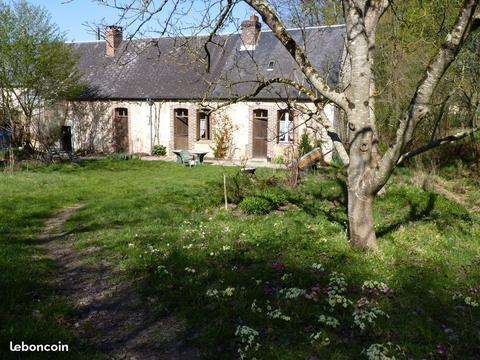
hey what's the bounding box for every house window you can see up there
[267,60,275,71]
[115,108,128,117]
[277,110,294,143]
[197,109,211,140]
[174,108,189,126]
[254,109,268,119]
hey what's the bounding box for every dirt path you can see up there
[40,205,199,360]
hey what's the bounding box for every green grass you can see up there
[1,160,479,359]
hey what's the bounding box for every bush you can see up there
[298,130,313,156]
[226,171,254,204]
[152,145,167,156]
[257,173,284,187]
[239,196,274,215]
[258,188,288,208]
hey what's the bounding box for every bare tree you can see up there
[92,0,479,249]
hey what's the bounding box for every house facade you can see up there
[66,16,345,161]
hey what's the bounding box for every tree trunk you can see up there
[347,187,377,249]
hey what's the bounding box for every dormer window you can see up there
[267,61,275,71]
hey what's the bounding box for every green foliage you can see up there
[225,170,287,205]
[239,196,274,215]
[374,0,473,155]
[152,144,167,156]
[1,161,479,359]
[256,187,288,208]
[225,171,254,204]
[0,0,84,149]
[271,155,285,164]
[298,130,313,156]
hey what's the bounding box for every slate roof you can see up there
[72,25,345,101]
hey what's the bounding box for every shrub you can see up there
[258,188,288,208]
[298,130,313,156]
[226,171,254,204]
[257,173,284,187]
[239,196,274,215]
[152,145,167,156]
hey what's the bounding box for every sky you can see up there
[25,0,254,42]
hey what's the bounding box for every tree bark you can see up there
[347,189,377,249]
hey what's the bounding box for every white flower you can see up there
[353,306,388,330]
[156,265,169,275]
[266,308,291,321]
[206,286,235,298]
[206,289,219,297]
[362,343,401,360]
[250,300,262,313]
[280,287,306,299]
[223,287,235,296]
[465,296,479,307]
[318,315,340,328]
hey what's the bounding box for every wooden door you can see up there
[253,109,268,158]
[174,109,189,149]
[113,108,129,152]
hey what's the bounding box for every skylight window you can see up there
[267,60,275,71]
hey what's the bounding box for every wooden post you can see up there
[223,174,228,210]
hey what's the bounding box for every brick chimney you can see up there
[105,26,123,57]
[240,15,261,50]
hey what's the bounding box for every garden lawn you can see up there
[0,160,479,359]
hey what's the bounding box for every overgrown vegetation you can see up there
[0,0,84,159]
[1,160,479,359]
[210,114,239,159]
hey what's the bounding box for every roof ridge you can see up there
[68,24,345,44]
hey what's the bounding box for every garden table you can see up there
[192,151,208,164]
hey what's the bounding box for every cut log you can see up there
[297,147,323,170]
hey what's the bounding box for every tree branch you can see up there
[204,0,234,72]
[397,127,480,164]
[373,0,479,192]
[202,76,350,166]
[244,0,350,111]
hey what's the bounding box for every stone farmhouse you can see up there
[65,15,345,161]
